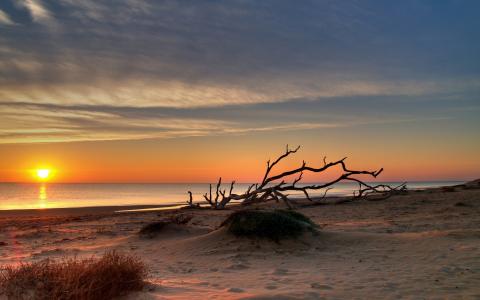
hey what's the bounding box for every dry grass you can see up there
[0,251,147,300]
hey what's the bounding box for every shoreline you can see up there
[0,204,177,218]
[0,181,465,212]
[0,180,475,218]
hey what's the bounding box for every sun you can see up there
[36,169,51,180]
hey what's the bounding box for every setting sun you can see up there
[36,169,51,180]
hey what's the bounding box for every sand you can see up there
[0,184,479,299]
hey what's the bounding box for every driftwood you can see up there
[187,145,406,209]
[186,191,200,208]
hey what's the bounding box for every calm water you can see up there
[0,181,462,210]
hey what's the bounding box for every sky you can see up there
[0,0,479,183]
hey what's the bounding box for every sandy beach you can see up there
[1,183,479,299]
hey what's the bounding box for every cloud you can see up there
[57,0,151,24]
[0,9,15,25]
[0,95,473,144]
[0,1,478,107]
[15,0,55,25]
[1,75,478,108]
[0,1,479,143]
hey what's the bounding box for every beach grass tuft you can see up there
[0,251,147,300]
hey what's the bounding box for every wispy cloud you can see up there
[0,9,15,25]
[58,0,151,24]
[1,76,478,108]
[0,97,469,144]
[15,0,55,26]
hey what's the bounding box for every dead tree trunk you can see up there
[188,145,406,209]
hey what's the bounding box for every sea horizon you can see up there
[0,180,464,211]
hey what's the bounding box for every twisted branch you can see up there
[188,145,405,209]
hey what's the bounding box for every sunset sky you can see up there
[0,0,479,183]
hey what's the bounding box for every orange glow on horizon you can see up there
[0,134,477,183]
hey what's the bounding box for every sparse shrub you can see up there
[139,214,193,238]
[0,251,147,300]
[221,209,317,242]
[170,214,193,225]
[139,221,169,238]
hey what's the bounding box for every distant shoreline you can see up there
[0,204,176,217]
[0,180,473,216]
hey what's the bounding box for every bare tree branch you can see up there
[187,145,405,209]
[259,145,300,189]
[187,191,194,206]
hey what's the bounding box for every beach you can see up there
[1,183,479,299]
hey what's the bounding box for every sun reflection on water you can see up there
[38,184,48,208]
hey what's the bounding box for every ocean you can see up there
[0,181,462,210]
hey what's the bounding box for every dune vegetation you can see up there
[0,251,147,300]
[221,209,318,242]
